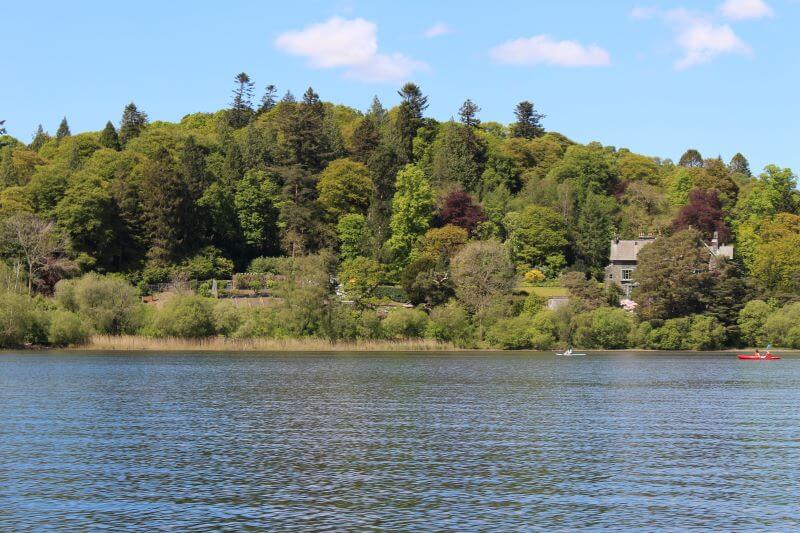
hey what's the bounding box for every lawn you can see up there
[517,284,569,297]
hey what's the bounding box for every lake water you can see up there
[1,351,799,530]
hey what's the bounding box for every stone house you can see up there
[604,232,733,297]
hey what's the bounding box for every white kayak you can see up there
[557,352,586,356]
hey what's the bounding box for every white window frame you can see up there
[621,269,633,281]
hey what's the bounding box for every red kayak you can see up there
[737,354,781,360]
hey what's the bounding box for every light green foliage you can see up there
[234,169,281,252]
[339,256,383,303]
[647,318,690,350]
[616,151,662,185]
[750,214,800,293]
[426,301,473,347]
[485,310,558,350]
[387,164,435,261]
[573,307,633,349]
[381,307,428,339]
[763,302,800,348]
[686,315,726,350]
[178,246,234,280]
[547,143,618,198]
[48,310,89,346]
[504,205,568,270]
[0,291,49,346]
[738,300,772,347]
[150,295,216,338]
[337,213,370,261]
[55,273,142,334]
[451,240,516,329]
[737,165,797,220]
[213,301,242,336]
[521,293,546,316]
[317,158,373,220]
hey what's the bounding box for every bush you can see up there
[648,318,690,350]
[381,308,428,339]
[48,310,89,346]
[686,315,726,350]
[373,285,409,303]
[178,246,234,280]
[150,295,216,338]
[233,308,282,339]
[485,311,558,350]
[213,301,242,336]
[523,268,545,283]
[55,273,142,334]
[573,307,633,349]
[248,256,290,274]
[0,291,49,347]
[764,302,800,348]
[738,300,773,347]
[426,301,473,347]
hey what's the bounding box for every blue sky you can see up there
[1,0,797,173]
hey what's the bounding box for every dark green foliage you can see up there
[228,72,255,128]
[140,148,192,261]
[99,121,120,150]
[511,100,545,139]
[118,102,148,145]
[30,125,49,151]
[458,99,481,128]
[258,84,277,114]
[56,117,71,140]
[679,149,703,168]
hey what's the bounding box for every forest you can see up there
[0,73,799,350]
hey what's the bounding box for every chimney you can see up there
[712,231,719,254]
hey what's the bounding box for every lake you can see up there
[1,351,799,530]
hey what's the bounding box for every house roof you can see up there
[609,238,656,261]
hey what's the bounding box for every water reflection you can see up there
[1,352,799,529]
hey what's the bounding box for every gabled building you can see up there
[604,232,734,297]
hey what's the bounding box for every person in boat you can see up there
[754,349,761,358]
[564,346,573,356]
[764,348,772,359]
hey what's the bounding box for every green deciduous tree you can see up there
[234,169,281,255]
[387,164,435,261]
[505,204,568,270]
[317,158,373,220]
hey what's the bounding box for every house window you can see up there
[621,269,633,281]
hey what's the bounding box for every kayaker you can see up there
[764,348,772,359]
[754,349,761,358]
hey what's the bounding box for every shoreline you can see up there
[6,335,793,354]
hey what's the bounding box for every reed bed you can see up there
[81,335,458,352]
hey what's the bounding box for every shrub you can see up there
[55,273,142,334]
[764,302,800,348]
[486,315,535,349]
[529,311,559,350]
[381,308,428,339]
[738,300,773,347]
[648,318,690,350]
[521,293,546,316]
[524,268,545,283]
[686,315,726,350]
[233,308,282,339]
[213,301,242,336]
[573,307,633,349]
[178,246,234,280]
[426,301,473,347]
[150,295,216,338]
[248,256,290,274]
[48,310,89,346]
[0,292,49,347]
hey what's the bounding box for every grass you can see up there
[79,335,459,352]
[517,285,570,297]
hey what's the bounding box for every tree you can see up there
[30,125,50,151]
[451,240,515,337]
[431,120,486,192]
[751,213,800,294]
[0,119,5,135]
[505,205,568,270]
[2,212,71,294]
[339,256,383,305]
[574,192,615,276]
[511,101,545,139]
[387,164,435,261]
[118,102,148,145]
[438,190,486,235]
[633,229,712,320]
[229,72,255,128]
[337,213,370,261]
[395,82,428,160]
[351,115,381,163]
[258,84,277,114]
[56,117,71,140]
[140,148,192,262]
[729,152,751,177]
[672,188,731,242]
[458,99,481,128]
[679,149,703,168]
[316,158,374,220]
[234,169,281,255]
[99,121,120,150]
[562,271,606,311]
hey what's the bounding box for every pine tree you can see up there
[729,152,751,177]
[0,119,5,135]
[30,125,50,151]
[511,101,545,139]
[367,95,387,122]
[99,121,120,150]
[56,117,71,140]
[181,135,209,200]
[396,82,428,161]
[140,148,192,261]
[458,99,481,128]
[119,102,148,145]
[258,84,277,114]
[281,90,296,103]
[228,72,255,128]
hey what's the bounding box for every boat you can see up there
[557,351,587,356]
[737,354,781,360]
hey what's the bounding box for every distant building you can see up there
[604,232,733,297]
[604,235,657,297]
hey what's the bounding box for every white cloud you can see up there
[720,0,773,20]
[424,23,452,38]
[633,6,754,69]
[489,35,611,67]
[674,21,752,68]
[275,17,426,82]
